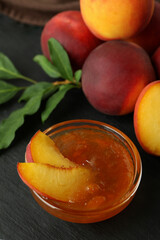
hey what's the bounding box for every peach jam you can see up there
[31,120,142,223]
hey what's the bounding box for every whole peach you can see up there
[82,40,156,115]
[152,46,160,78]
[80,0,154,40]
[41,10,102,69]
[128,1,160,55]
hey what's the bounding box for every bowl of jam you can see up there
[21,119,142,223]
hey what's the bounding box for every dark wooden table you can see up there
[0,12,160,240]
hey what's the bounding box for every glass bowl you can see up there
[29,119,142,223]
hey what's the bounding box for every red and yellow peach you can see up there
[82,40,156,115]
[128,1,160,55]
[80,0,154,40]
[41,10,102,69]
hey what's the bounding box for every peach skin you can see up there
[152,46,160,79]
[41,10,102,69]
[25,142,33,163]
[80,0,154,40]
[128,1,160,55]
[82,40,156,115]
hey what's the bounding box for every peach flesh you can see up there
[29,130,77,167]
[82,40,156,115]
[80,0,154,40]
[134,81,160,156]
[17,163,93,202]
[41,10,102,69]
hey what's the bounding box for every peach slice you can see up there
[28,130,77,167]
[134,81,160,156]
[17,163,93,202]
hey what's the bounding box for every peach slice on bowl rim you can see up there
[17,162,93,202]
[25,130,77,168]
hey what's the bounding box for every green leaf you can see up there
[42,84,59,100]
[0,82,52,149]
[74,70,82,82]
[48,38,73,81]
[41,84,75,123]
[0,80,20,104]
[0,96,43,149]
[33,55,61,78]
[19,82,53,102]
[0,52,21,79]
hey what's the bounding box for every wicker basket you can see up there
[0,0,80,26]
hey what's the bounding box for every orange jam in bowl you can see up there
[30,119,142,223]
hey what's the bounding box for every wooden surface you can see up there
[0,12,160,240]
